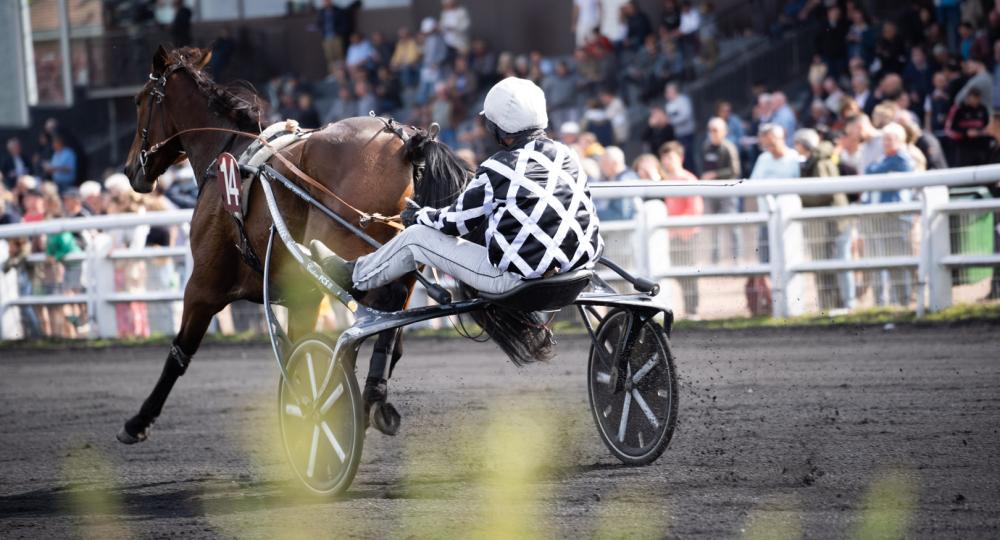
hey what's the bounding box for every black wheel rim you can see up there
[279,339,357,493]
[590,311,674,458]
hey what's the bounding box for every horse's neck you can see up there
[182,121,251,187]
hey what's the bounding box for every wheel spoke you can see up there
[306,352,318,399]
[631,389,660,429]
[284,404,304,418]
[595,371,611,385]
[319,383,345,415]
[321,421,347,463]
[617,391,632,443]
[632,354,659,384]
[306,424,320,478]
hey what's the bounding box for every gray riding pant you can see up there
[351,225,524,295]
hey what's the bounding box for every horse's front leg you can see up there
[117,275,229,444]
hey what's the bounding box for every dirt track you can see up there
[1,324,998,539]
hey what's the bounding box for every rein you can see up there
[149,125,403,231]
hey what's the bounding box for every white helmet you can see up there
[480,77,548,134]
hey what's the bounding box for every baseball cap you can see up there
[479,77,549,134]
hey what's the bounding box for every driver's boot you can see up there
[363,377,401,436]
[309,240,361,296]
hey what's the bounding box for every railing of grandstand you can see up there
[1,166,999,339]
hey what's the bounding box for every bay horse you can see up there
[117,46,466,443]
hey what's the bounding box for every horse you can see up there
[117,45,467,443]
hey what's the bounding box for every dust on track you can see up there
[1,323,998,538]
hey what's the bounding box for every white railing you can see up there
[1,165,999,339]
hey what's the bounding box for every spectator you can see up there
[622,1,653,51]
[698,2,720,69]
[926,71,953,134]
[659,141,703,318]
[418,17,448,105]
[468,39,497,89]
[899,114,948,170]
[716,100,746,152]
[642,106,676,155]
[599,88,629,145]
[390,27,421,89]
[169,0,192,47]
[594,146,639,221]
[794,127,845,310]
[632,152,665,181]
[354,80,376,117]
[573,0,602,48]
[600,0,629,48]
[163,166,198,210]
[625,35,662,103]
[44,135,77,193]
[862,122,915,307]
[325,86,357,124]
[374,66,403,113]
[369,31,394,69]
[936,0,962,51]
[559,121,583,154]
[295,93,322,128]
[439,0,471,58]
[769,92,797,146]
[2,138,30,189]
[851,72,872,113]
[815,4,848,78]
[664,83,695,170]
[874,21,907,77]
[701,117,742,263]
[677,1,701,76]
[958,21,975,60]
[316,0,361,67]
[31,132,52,182]
[946,87,991,166]
[544,61,579,130]
[430,84,456,147]
[845,113,884,172]
[955,58,994,114]
[345,33,376,71]
[661,0,681,38]
[79,180,104,215]
[845,6,875,64]
[903,47,935,111]
[207,27,235,78]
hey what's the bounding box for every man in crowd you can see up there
[316,0,362,67]
[664,83,696,171]
[45,135,77,193]
[701,117,741,263]
[439,0,471,59]
[594,146,638,221]
[946,87,991,166]
[862,122,915,307]
[2,138,30,189]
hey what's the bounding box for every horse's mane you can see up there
[168,47,264,130]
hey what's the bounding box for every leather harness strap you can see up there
[149,125,404,231]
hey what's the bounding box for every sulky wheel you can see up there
[588,309,678,466]
[278,334,364,496]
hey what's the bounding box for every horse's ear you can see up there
[152,45,170,74]
[194,49,213,71]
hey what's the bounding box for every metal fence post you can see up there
[922,186,952,312]
[768,194,804,317]
[92,235,118,338]
[0,240,20,339]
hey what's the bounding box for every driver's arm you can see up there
[415,167,495,238]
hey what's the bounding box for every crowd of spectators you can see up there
[0,140,197,339]
[4,0,1000,332]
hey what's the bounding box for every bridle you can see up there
[136,64,184,177]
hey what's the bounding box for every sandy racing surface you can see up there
[1,323,998,538]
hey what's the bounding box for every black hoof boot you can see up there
[117,415,153,444]
[362,379,400,436]
[370,401,401,436]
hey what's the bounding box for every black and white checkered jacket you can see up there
[415,135,603,279]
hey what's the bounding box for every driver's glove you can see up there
[400,198,422,227]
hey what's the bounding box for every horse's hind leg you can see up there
[363,281,411,435]
[117,286,228,444]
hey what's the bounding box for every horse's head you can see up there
[124,45,212,193]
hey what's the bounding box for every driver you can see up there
[314,77,603,296]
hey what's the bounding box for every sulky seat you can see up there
[478,269,593,311]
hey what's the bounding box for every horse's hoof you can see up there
[370,401,401,436]
[116,424,149,445]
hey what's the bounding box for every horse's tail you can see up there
[461,283,556,366]
[405,131,556,366]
